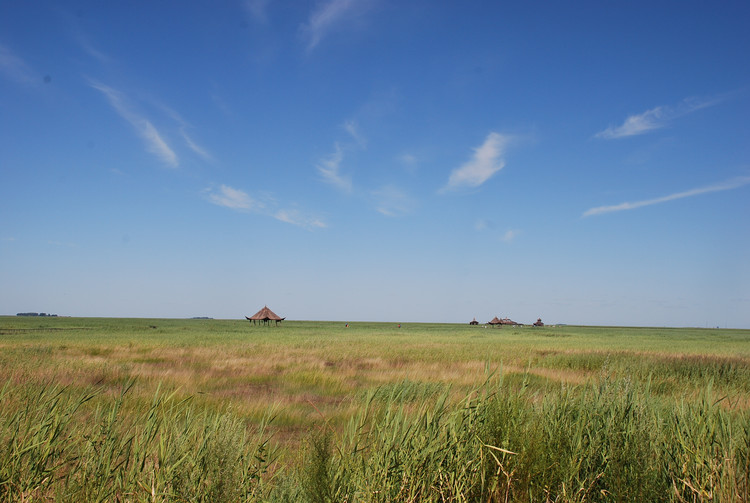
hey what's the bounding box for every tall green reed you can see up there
[294,375,748,502]
[1,374,747,502]
[0,379,279,502]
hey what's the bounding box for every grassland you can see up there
[1,316,749,501]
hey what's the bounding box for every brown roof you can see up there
[247,305,284,321]
[488,316,502,325]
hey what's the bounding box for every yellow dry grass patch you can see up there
[504,364,592,385]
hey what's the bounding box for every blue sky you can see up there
[1,1,749,327]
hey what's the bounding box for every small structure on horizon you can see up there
[533,318,544,327]
[488,316,521,327]
[246,305,285,326]
[499,317,520,326]
[469,317,479,326]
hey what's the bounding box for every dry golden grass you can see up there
[2,316,749,451]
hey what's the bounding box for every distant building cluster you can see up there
[17,312,58,317]
[471,316,545,327]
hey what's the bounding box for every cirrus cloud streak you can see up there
[205,184,326,230]
[595,95,724,139]
[302,0,357,51]
[89,80,179,168]
[316,143,352,193]
[583,175,750,217]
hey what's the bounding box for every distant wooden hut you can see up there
[488,316,502,327]
[469,317,479,325]
[533,318,544,327]
[246,306,285,326]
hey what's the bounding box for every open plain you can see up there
[1,316,749,501]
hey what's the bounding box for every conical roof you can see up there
[488,316,502,325]
[248,305,284,321]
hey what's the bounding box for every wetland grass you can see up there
[1,316,749,501]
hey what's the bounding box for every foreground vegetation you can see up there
[1,317,749,501]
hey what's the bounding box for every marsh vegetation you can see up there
[1,317,748,501]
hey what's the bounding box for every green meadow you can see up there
[1,316,749,501]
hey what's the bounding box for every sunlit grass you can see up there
[1,316,749,500]
[3,317,750,417]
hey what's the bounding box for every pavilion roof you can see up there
[248,305,284,321]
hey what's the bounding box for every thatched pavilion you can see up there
[246,306,285,326]
[469,317,479,326]
[488,316,520,327]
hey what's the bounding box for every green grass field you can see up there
[1,316,749,501]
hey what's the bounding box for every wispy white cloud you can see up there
[206,184,262,211]
[344,120,366,148]
[141,121,178,167]
[72,30,109,63]
[371,185,416,217]
[206,185,326,230]
[75,17,210,166]
[0,44,37,86]
[155,102,214,162]
[595,106,667,139]
[76,24,207,166]
[61,9,111,63]
[595,96,724,139]
[317,143,352,192]
[274,209,327,230]
[180,128,213,162]
[583,175,750,217]
[501,229,519,242]
[441,132,510,193]
[89,81,179,168]
[302,0,361,51]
